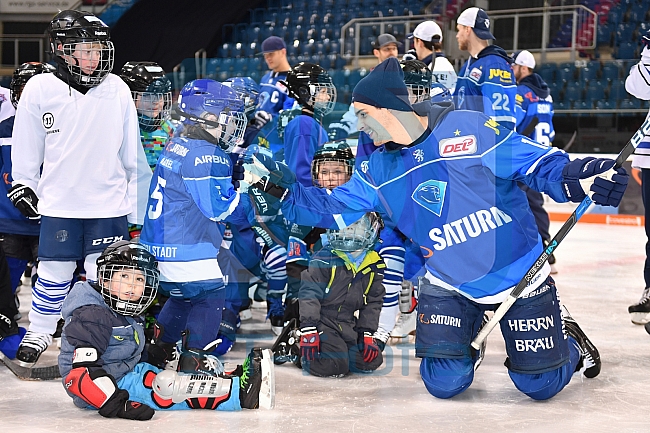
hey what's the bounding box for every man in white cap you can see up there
[327,33,401,140]
[405,20,457,93]
[454,7,517,130]
[511,49,557,274]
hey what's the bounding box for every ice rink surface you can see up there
[1,221,648,433]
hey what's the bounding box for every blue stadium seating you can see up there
[615,41,637,59]
[578,67,598,81]
[600,63,620,82]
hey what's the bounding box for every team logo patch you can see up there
[42,112,54,129]
[413,149,424,163]
[412,180,447,216]
[360,160,369,173]
[55,230,68,243]
[439,135,477,157]
[469,68,482,82]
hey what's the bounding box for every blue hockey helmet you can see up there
[120,61,172,132]
[430,82,452,104]
[223,76,260,118]
[326,212,384,252]
[177,79,247,152]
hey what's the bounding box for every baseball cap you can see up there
[261,36,287,53]
[407,21,443,43]
[512,50,536,69]
[457,7,495,40]
[372,33,402,50]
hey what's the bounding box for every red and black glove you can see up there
[300,326,320,361]
[361,332,380,363]
[128,224,142,240]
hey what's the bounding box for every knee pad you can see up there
[37,260,77,283]
[415,285,484,359]
[500,278,570,374]
[420,357,474,399]
[508,362,574,400]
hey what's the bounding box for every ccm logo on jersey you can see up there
[92,236,124,246]
[439,135,477,157]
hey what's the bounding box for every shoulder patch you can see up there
[469,68,482,83]
[439,135,477,157]
[515,94,524,104]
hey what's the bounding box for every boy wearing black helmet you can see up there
[7,10,152,367]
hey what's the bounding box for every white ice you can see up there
[1,221,648,433]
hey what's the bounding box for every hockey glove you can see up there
[561,157,629,207]
[361,332,380,363]
[402,49,417,61]
[231,156,245,190]
[251,110,272,129]
[128,224,142,240]
[300,326,320,361]
[65,365,154,420]
[7,184,39,220]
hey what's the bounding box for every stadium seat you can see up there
[609,80,627,101]
[558,67,577,82]
[596,99,617,110]
[205,58,221,79]
[600,63,620,82]
[578,67,598,81]
[555,100,572,110]
[564,82,583,102]
[615,41,637,59]
[585,80,606,104]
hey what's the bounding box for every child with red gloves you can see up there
[298,212,386,377]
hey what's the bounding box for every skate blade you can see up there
[271,326,283,336]
[630,312,650,325]
[259,349,275,409]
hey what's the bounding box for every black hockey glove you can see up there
[231,156,245,189]
[7,184,39,219]
[99,388,155,421]
[251,110,272,129]
[561,157,629,207]
[402,49,417,61]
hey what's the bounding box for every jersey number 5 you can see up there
[148,176,167,220]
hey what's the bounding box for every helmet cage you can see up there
[326,212,383,252]
[311,140,355,189]
[224,77,260,117]
[132,90,173,132]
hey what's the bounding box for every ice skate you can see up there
[271,318,301,367]
[15,330,52,367]
[628,287,650,324]
[390,310,417,338]
[562,306,601,378]
[239,348,275,409]
[177,331,224,376]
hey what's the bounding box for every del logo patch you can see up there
[412,180,447,216]
[469,67,482,82]
[439,135,477,157]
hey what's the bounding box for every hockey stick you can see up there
[0,350,61,380]
[563,130,578,152]
[471,115,650,350]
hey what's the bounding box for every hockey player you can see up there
[511,49,557,273]
[298,213,386,377]
[223,76,263,147]
[58,241,274,419]
[8,10,152,366]
[120,61,174,170]
[405,20,457,93]
[454,7,517,130]
[140,78,248,372]
[625,30,650,327]
[281,62,335,186]
[240,57,629,400]
[328,33,401,141]
[0,62,55,358]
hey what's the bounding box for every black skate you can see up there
[628,287,650,325]
[562,306,601,378]
[52,318,65,349]
[177,330,224,376]
[16,330,52,367]
[239,348,275,409]
[271,318,301,368]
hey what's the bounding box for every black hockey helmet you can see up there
[120,61,173,132]
[400,59,432,103]
[276,107,302,141]
[10,62,55,107]
[48,10,114,88]
[96,240,159,316]
[282,62,336,116]
[311,140,355,189]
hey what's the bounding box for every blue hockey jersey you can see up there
[257,71,295,117]
[280,103,570,303]
[140,136,239,282]
[514,73,555,146]
[283,114,329,187]
[0,115,40,236]
[454,46,517,130]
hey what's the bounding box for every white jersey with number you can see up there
[626,47,650,169]
[0,86,16,124]
[11,73,151,223]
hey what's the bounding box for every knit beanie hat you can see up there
[352,57,413,112]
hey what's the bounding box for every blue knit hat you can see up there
[352,57,413,112]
